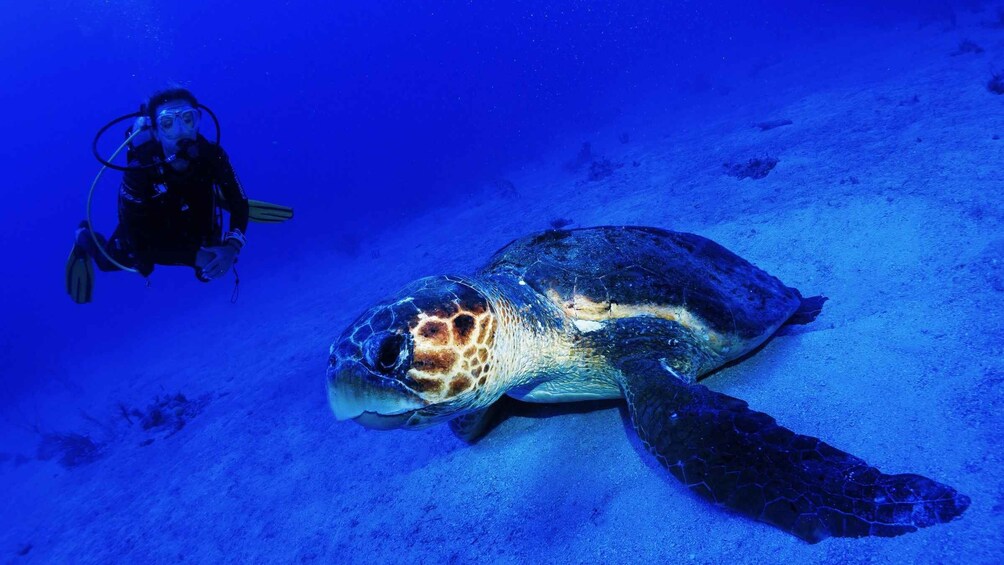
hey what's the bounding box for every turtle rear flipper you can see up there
[600,319,970,543]
[786,295,828,325]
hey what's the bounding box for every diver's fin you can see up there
[248,199,294,223]
[65,243,94,304]
[598,318,970,543]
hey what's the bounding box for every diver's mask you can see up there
[155,106,201,169]
[156,107,201,140]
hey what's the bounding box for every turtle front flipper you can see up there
[449,402,503,443]
[598,319,970,543]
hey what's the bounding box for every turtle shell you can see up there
[478,226,803,367]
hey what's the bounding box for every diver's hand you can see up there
[200,245,238,280]
[132,116,151,132]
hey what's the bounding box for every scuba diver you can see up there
[66,86,293,304]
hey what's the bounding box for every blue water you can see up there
[0,0,950,384]
[1,1,1002,563]
[0,1,945,386]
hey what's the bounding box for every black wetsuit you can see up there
[87,135,249,277]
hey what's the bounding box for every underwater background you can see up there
[1,0,1002,563]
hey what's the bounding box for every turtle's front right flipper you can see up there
[617,355,969,542]
[449,401,503,443]
[594,318,970,543]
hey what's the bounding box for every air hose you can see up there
[86,127,148,274]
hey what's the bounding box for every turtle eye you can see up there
[363,331,408,374]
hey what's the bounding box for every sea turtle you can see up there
[325,226,969,543]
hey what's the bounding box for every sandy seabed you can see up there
[2,11,1003,565]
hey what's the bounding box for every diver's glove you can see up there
[200,245,237,280]
[200,230,245,280]
[127,116,155,151]
[132,116,152,132]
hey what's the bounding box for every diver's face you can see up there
[152,100,200,156]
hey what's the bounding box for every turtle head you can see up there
[327,276,499,430]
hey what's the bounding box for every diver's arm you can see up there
[214,146,250,236]
[198,146,247,278]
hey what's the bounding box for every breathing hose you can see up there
[86,128,148,274]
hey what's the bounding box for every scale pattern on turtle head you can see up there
[327,275,516,428]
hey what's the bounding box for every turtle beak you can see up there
[352,410,417,430]
[326,360,425,428]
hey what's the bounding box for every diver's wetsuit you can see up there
[84,134,249,277]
